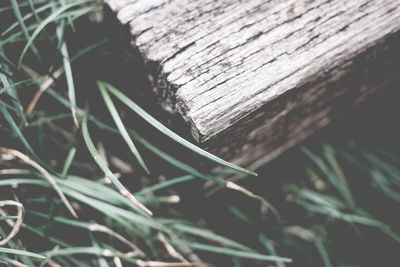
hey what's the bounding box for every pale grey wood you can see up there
[106,0,400,170]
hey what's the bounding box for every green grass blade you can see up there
[2,2,51,39]
[99,81,257,176]
[98,82,149,174]
[18,2,82,67]
[323,144,355,208]
[56,18,78,126]
[0,247,45,259]
[0,79,31,95]
[60,147,76,178]
[0,104,38,160]
[259,234,287,267]
[314,235,333,267]
[137,174,195,195]
[173,224,253,252]
[173,240,292,263]
[10,0,42,62]
[81,111,153,216]
[129,129,228,186]
[0,71,28,125]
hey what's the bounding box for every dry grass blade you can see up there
[26,67,64,115]
[113,256,123,267]
[226,181,279,217]
[0,200,24,246]
[0,148,77,218]
[89,223,145,256]
[158,232,188,263]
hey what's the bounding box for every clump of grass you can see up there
[2,1,399,266]
[0,1,288,266]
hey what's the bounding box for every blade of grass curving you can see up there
[129,129,228,186]
[323,144,355,209]
[0,248,45,259]
[130,129,276,213]
[369,168,400,201]
[29,211,145,256]
[56,17,78,127]
[0,71,27,125]
[314,235,333,267]
[0,104,38,160]
[81,111,152,216]
[3,3,51,38]
[59,189,165,232]
[138,171,236,195]
[173,224,253,252]
[138,174,195,195]
[0,99,18,112]
[10,0,42,62]
[39,245,60,267]
[99,81,257,176]
[27,0,43,23]
[26,113,71,128]
[46,88,118,133]
[358,148,400,184]
[259,234,286,267]
[70,38,108,61]
[59,0,75,31]
[172,240,292,263]
[228,205,253,225]
[60,147,76,178]
[0,79,31,95]
[98,82,149,174]
[18,2,83,67]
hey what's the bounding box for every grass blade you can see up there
[0,247,45,259]
[98,82,149,174]
[18,2,82,67]
[81,111,153,216]
[99,81,257,176]
[60,147,76,178]
[56,17,78,127]
[0,103,38,160]
[173,240,292,263]
[173,224,253,252]
[10,0,42,63]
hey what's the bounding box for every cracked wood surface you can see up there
[106,0,400,170]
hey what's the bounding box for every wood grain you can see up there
[106,0,400,170]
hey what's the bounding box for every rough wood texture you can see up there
[106,0,400,170]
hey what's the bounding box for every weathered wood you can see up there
[106,0,400,171]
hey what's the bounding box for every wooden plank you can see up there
[105,0,400,171]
